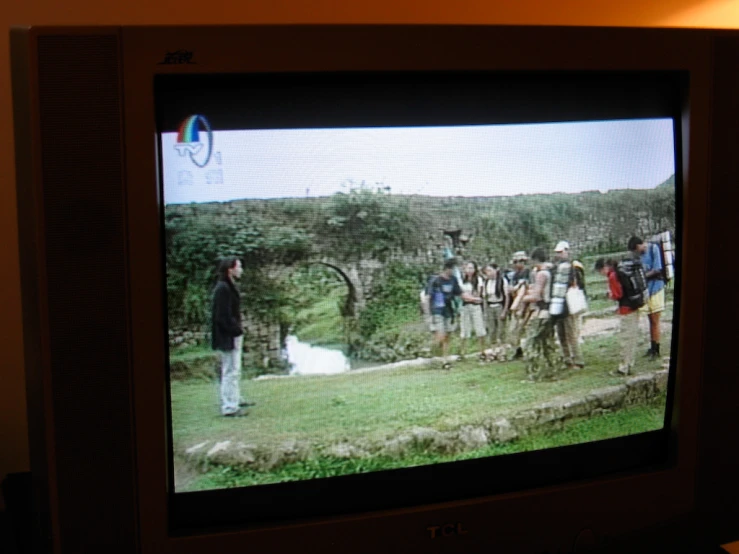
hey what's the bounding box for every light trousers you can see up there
[220,335,244,415]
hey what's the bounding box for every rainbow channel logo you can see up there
[174,115,213,168]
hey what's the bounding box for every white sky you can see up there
[161,118,675,205]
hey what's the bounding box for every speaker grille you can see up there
[36,34,137,553]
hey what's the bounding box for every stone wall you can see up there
[241,315,284,368]
[169,328,208,348]
[182,370,669,471]
[169,313,284,369]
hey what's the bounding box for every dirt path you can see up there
[581,314,672,339]
[581,317,620,337]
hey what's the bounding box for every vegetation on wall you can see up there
[165,175,676,358]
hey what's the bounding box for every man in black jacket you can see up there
[212,257,249,417]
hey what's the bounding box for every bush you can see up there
[353,326,432,363]
[317,182,423,261]
[357,262,432,338]
[165,205,312,329]
[351,262,437,362]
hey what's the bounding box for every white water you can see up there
[285,335,351,376]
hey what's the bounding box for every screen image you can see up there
[160,113,678,494]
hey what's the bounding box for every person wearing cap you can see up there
[503,251,530,359]
[552,241,587,369]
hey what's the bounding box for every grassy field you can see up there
[291,289,345,346]
[179,392,666,491]
[170,282,674,491]
[171,319,671,468]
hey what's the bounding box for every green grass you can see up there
[170,342,212,360]
[171,300,674,492]
[292,290,345,346]
[171,326,671,453]
[183,393,666,491]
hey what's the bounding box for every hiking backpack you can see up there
[549,261,571,317]
[649,231,675,283]
[616,258,649,309]
[426,275,460,315]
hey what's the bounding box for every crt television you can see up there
[10,25,739,554]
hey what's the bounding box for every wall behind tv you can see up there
[2,0,738,510]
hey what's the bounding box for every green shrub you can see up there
[353,325,431,362]
[358,262,432,338]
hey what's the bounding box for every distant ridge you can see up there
[656,174,676,188]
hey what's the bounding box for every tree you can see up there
[318,180,421,261]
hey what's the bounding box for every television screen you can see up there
[156,72,679,525]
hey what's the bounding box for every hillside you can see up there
[166,176,677,265]
[656,173,676,188]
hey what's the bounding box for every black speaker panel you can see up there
[33,33,137,554]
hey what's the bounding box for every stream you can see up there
[285,335,379,376]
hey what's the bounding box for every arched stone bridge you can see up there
[310,257,385,317]
[276,229,470,318]
[274,255,418,318]
[246,232,467,368]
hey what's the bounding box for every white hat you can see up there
[554,241,570,252]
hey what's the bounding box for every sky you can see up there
[160,118,675,205]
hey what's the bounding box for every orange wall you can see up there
[2,0,739,506]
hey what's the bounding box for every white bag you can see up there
[565,287,588,316]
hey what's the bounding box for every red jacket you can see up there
[607,268,636,315]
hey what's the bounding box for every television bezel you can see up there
[15,24,716,554]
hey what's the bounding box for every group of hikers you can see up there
[208,232,673,416]
[422,234,672,381]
